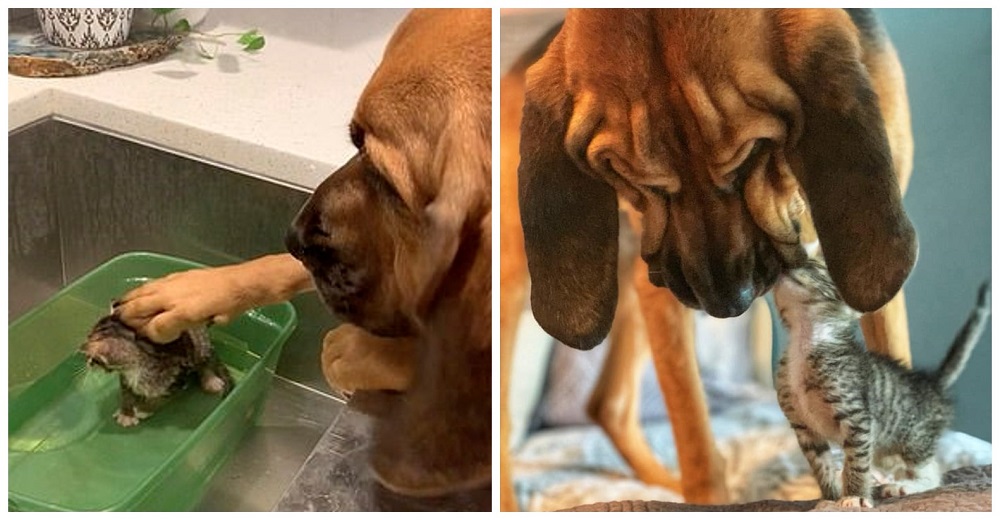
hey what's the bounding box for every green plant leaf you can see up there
[243,35,265,51]
[237,29,260,46]
[172,18,191,33]
[151,8,178,15]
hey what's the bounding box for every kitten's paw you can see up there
[837,496,873,509]
[878,483,906,499]
[201,373,228,394]
[114,411,140,427]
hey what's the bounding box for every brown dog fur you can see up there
[287,8,491,498]
[501,8,914,510]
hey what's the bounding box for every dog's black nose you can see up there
[701,284,755,318]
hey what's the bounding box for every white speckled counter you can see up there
[8,8,411,190]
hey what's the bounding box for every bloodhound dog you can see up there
[501,8,916,509]
[119,8,490,505]
[285,8,492,499]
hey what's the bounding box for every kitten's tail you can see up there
[936,280,991,389]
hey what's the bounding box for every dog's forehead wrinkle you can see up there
[364,138,421,209]
[554,12,819,303]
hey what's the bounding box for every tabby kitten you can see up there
[774,259,989,508]
[80,304,232,427]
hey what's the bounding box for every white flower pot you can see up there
[36,8,134,49]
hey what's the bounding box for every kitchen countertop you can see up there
[8,8,410,190]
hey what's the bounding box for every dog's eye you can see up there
[724,139,767,190]
[349,121,366,151]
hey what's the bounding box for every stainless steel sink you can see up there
[7,120,360,510]
[8,119,488,511]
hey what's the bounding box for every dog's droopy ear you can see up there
[396,114,491,324]
[518,56,619,350]
[784,17,917,312]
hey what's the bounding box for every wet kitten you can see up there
[774,259,989,508]
[80,305,232,427]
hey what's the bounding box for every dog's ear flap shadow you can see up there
[788,26,917,313]
[517,64,619,350]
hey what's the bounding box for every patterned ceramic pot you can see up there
[36,8,134,49]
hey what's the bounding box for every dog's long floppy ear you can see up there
[783,17,917,313]
[396,114,490,323]
[517,54,619,350]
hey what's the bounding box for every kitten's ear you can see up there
[110,299,123,315]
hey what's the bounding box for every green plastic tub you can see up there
[8,252,297,512]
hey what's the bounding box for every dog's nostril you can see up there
[700,285,755,318]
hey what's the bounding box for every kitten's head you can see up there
[79,314,144,372]
[774,258,862,327]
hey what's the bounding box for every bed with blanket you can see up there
[509,310,992,512]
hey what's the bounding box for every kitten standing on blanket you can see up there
[774,259,990,508]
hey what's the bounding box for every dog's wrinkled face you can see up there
[635,140,805,318]
[563,10,813,318]
[518,9,916,348]
[286,9,490,340]
[287,151,420,337]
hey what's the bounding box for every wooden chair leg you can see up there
[632,256,730,504]
[860,288,912,367]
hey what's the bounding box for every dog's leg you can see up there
[499,274,524,511]
[860,288,912,368]
[586,210,682,492]
[749,298,775,388]
[632,257,729,504]
[320,324,414,394]
[499,236,526,511]
[498,69,530,512]
[587,276,683,492]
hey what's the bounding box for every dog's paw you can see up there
[321,325,414,394]
[114,411,140,427]
[837,495,873,509]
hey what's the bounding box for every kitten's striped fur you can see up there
[774,259,989,507]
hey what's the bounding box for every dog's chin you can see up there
[313,281,413,338]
